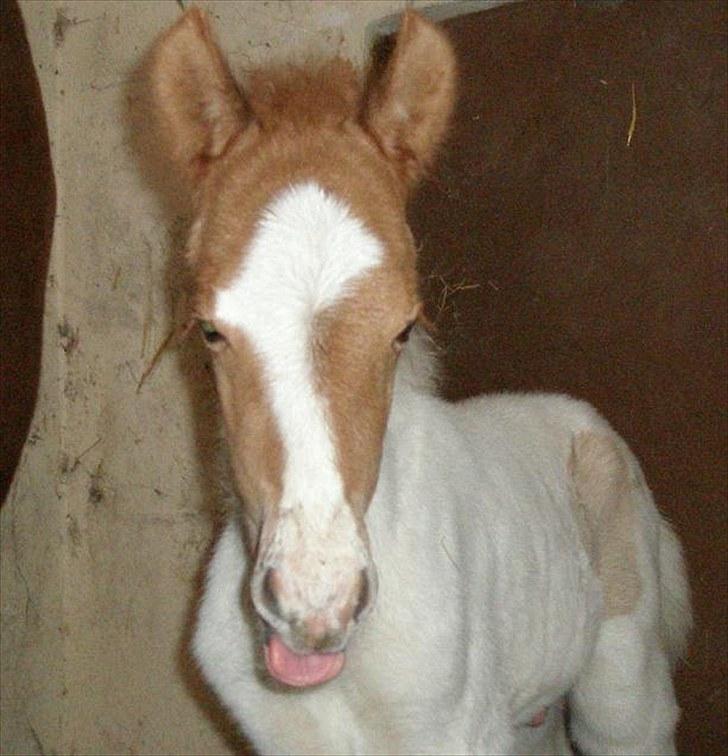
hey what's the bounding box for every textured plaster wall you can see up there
[0,2,454,754]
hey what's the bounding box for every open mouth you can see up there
[264,633,346,687]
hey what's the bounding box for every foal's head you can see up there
[148,8,455,686]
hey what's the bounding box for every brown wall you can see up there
[409,2,727,753]
[0,0,55,504]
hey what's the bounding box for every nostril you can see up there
[261,567,281,620]
[352,569,370,622]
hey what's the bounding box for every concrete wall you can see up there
[0,2,454,754]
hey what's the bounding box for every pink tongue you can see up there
[265,634,345,687]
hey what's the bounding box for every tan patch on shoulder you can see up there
[568,432,642,617]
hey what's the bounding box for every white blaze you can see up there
[215,182,382,610]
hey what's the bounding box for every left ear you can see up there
[145,8,250,192]
[363,11,457,188]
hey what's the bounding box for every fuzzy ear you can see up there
[146,8,249,188]
[364,11,456,187]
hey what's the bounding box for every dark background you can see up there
[0,0,55,504]
[410,2,727,752]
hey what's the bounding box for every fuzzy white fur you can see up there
[192,329,691,755]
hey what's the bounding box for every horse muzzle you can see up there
[250,553,377,687]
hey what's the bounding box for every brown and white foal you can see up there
[145,9,690,755]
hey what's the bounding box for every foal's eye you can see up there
[198,320,225,346]
[394,321,415,349]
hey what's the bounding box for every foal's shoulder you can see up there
[454,391,615,438]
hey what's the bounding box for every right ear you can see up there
[363,11,456,189]
[146,8,249,190]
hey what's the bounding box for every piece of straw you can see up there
[627,81,637,147]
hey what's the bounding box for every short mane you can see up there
[246,60,362,131]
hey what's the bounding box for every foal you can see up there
[146,9,691,755]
